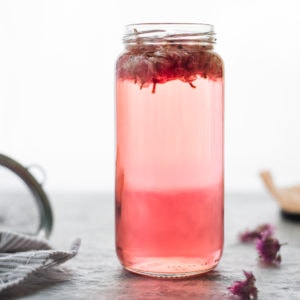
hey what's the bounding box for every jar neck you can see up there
[123,23,216,49]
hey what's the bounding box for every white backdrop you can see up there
[1,0,300,193]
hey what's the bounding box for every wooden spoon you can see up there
[260,170,300,214]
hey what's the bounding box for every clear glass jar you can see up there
[115,23,224,278]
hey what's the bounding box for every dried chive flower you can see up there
[116,44,223,93]
[255,232,284,265]
[228,270,258,299]
[239,224,274,243]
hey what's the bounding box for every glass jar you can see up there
[115,23,224,278]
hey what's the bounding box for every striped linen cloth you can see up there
[0,231,80,292]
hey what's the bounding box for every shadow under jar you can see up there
[115,23,224,278]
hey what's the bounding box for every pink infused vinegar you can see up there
[115,76,224,277]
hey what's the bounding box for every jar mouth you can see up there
[123,23,216,46]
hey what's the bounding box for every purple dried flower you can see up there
[239,223,274,243]
[228,270,258,299]
[256,231,284,265]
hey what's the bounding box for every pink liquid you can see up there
[116,77,224,277]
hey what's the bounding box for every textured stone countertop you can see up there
[1,192,300,299]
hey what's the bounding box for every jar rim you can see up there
[126,22,214,30]
[123,23,215,46]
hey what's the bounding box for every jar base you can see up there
[123,256,220,278]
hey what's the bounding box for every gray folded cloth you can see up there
[0,231,80,293]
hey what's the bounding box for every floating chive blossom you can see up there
[239,224,275,243]
[255,231,284,265]
[228,270,258,300]
[116,44,223,93]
